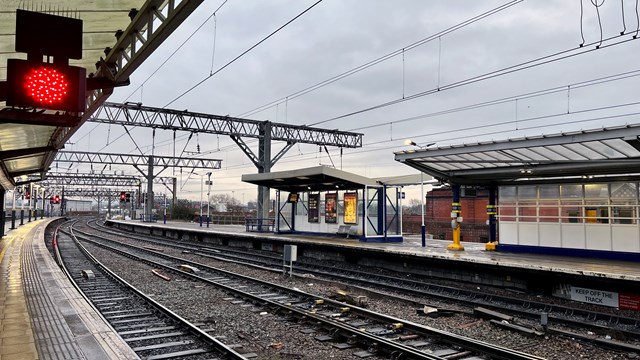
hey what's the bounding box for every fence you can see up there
[403,215,489,243]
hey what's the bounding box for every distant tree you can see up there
[404,198,423,215]
[171,199,196,220]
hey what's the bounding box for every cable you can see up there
[622,0,627,35]
[122,0,231,102]
[591,0,605,48]
[236,0,522,118]
[164,0,324,108]
[347,68,640,132]
[308,32,640,127]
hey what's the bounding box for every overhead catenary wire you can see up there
[236,0,523,118]
[163,0,324,108]
[308,32,640,127]
[123,0,231,103]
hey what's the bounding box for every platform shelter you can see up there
[242,166,414,242]
[395,123,640,260]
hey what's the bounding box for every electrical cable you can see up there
[308,32,640,127]
[123,0,231,102]
[580,0,586,46]
[236,0,522,118]
[622,0,627,35]
[163,0,324,108]
[591,0,605,48]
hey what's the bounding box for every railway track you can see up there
[72,221,542,360]
[54,220,247,360]
[87,219,640,354]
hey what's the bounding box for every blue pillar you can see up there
[11,210,16,229]
[20,210,24,225]
[488,187,497,242]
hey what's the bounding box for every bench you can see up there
[336,225,356,238]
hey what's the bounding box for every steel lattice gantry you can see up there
[89,101,364,220]
[55,151,220,217]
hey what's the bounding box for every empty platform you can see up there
[0,218,138,360]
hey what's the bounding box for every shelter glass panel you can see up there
[611,200,637,224]
[498,202,516,221]
[611,182,637,199]
[518,186,537,200]
[499,186,516,201]
[584,184,608,199]
[561,200,582,223]
[518,202,537,222]
[538,200,559,222]
[561,184,582,198]
[585,201,609,224]
[539,184,559,199]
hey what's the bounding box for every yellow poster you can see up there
[343,192,357,224]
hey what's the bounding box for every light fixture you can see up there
[404,139,417,146]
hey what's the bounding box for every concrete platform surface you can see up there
[110,219,640,283]
[0,218,139,360]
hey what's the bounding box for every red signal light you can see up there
[6,59,86,112]
[54,195,61,204]
[25,66,70,106]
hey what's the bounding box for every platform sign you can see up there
[619,293,640,311]
[325,193,337,224]
[570,286,618,308]
[343,192,357,224]
[308,193,319,223]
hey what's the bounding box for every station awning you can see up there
[394,124,640,186]
[242,165,380,193]
[0,0,203,190]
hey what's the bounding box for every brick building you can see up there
[425,187,490,242]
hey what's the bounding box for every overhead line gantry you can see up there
[55,151,221,219]
[89,101,364,221]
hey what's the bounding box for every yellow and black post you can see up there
[485,186,498,251]
[448,184,464,251]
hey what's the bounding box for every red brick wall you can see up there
[425,187,490,242]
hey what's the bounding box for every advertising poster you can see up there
[308,193,319,223]
[325,193,337,223]
[343,192,357,224]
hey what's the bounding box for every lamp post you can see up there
[199,174,204,227]
[404,139,435,248]
[206,172,212,228]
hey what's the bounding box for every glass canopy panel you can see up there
[470,152,501,161]
[563,143,607,160]
[4,155,45,172]
[582,141,625,159]
[508,148,553,161]
[543,145,588,160]
[0,0,144,81]
[484,150,519,162]
[428,163,451,171]
[601,139,640,157]
[0,124,57,151]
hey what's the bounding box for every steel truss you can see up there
[55,151,209,216]
[89,102,364,220]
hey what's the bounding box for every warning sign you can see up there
[619,293,640,311]
[570,286,618,308]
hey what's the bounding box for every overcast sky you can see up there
[66,0,640,203]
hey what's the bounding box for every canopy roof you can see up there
[0,0,202,190]
[394,124,640,186]
[242,166,381,193]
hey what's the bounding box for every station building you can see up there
[395,124,640,260]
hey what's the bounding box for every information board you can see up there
[325,193,337,223]
[344,192,357,224]
[308,193,319,223]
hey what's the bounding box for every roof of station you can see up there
[243,166,434,192]
[394,123,640,186]
[0,0,149,189]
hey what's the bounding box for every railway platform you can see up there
[108,219,640,284]
[0,218,138,360]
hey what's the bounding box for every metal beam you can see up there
[90,102,363,147]
[55,151,222,169]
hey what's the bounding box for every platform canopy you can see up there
[0,0,203,190]
[394,124,640,186]
[242,165,381,193]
